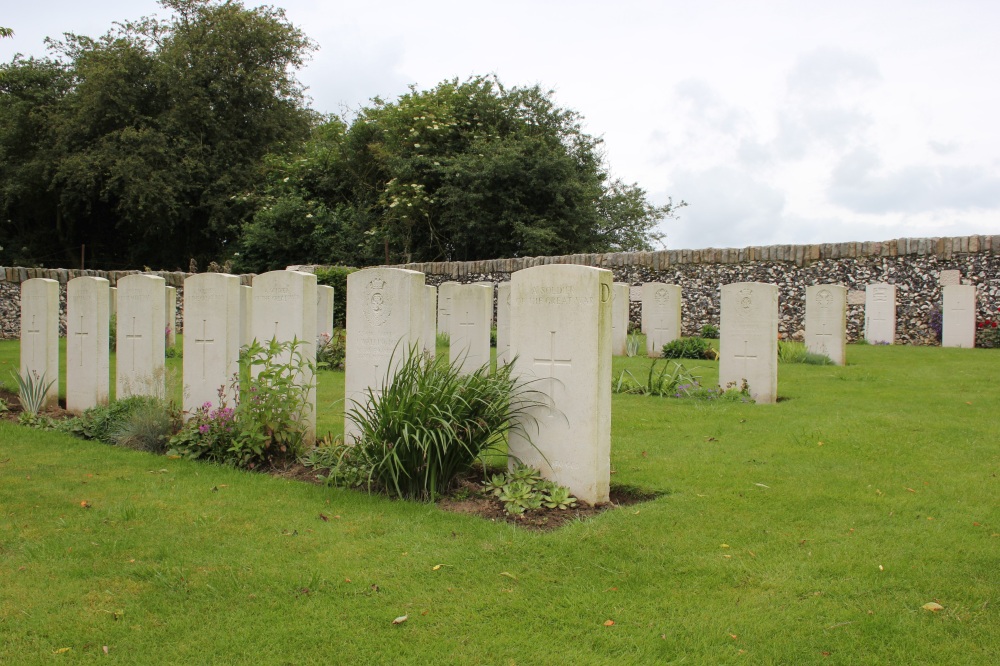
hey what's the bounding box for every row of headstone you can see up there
[344,266,612,504]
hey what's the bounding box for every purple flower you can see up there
[202,401,213,410]
[198,424,210,434]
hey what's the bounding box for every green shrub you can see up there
[662,337,714,360]
[63,397,164,444]
[168,337,315,468]
[613,360,701,397]
[314,266,358,327]
[316,329,346,370]
[484,464,578,514]
[111,399,179,453]
[344,348,546,500]
[778,341,833,365]
[700,324,719,339]
[11,369,54,417]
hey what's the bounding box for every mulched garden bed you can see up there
[5,396,663,532]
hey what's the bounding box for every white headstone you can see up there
[422,284,437,357]
[939,270,961,287]
[66,277,110,413]
[719,282,778,404]
[847,290,866,306]
[116,274,166,399]
[475,281,495,327]
[942,284,976,348]
[344,267,425,442]
[864,283,896,344]
[509,265,612,505]
[316,285,335,343]
[496,282,512,367]
[165,286,177,348]
[805,285,847,365]
[239,285,253,348]
[109,287,117,317]
[251,270,318,442]
[183,273,241,415]
[449,284,492,374]
[642,283,682,357]
[437,281,459,339]
[20,278,60,409]
[612,283,630,356]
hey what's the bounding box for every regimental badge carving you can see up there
[738,287,754,317]
[816,288,833,308]
[654,288,670,305]
[364,276,391,326]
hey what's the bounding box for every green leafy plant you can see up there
[778,341,833,365]
[625,333,640,357]
[316,330,346,370]
[110,398,179,453]
[613,360,701,397]
[314,266,357,327]
[169,337,316,468]
[11,370,54,417]
[662,337,715,360]
[700,324,720,339]
[484,464,578,514]
[344,347,546,500]
[436,332,450,347]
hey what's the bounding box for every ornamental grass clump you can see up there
[345,348,546,501]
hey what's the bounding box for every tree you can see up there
[0,27,13,39]
[237,75,683,271]
[0,0,314,269]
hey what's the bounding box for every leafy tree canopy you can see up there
[0,0,314,269]
[237,75,683,271]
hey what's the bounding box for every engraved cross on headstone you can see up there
[814,319,833,354]
[24,314,41,364]
[533,330,572,415]
[74,314,89,367]
[124,316,144,371]
[734,339,757,379]
[194,319,215,380]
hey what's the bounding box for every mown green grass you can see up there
[1,339,998,664]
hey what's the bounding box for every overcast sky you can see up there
[4,0,999,250]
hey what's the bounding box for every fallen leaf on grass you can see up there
[421,610,429,616]
[906,488,916,493]
[499,571,518,581]
[729,633,738,640]
[432,564,443,571]
[603,620,615,626]
[720,544,730,548]
[102,646,109,654]
[754,483,770,489]
[392,615,408,625]
[53,648,71,654]
[80,501,91,509]
[318,513,329,522]
[705,437,717,442]
[922,602,944,612]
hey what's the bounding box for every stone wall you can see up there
[387,234,1000,344]
[0,268,254,339]
[4,235,999,344]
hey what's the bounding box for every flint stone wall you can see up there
[0,268,254,339]
[381,235,1000,345]
[4,235,1000,344]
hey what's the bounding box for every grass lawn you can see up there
[1,339,998,664]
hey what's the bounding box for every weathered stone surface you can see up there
[21,278,60,408]
[449,284,492,374]
[66,277,110,413]
[939,270,961,286]
[611,283,630,356]
[437,281,459,339]
[642,283,681,357]
[805,285,846,365]
[116,274,166,399]
[508,265,612,505]
[865,283,896,344]
[719,282,778,403]
[344,268,424,442]
[942,284,976,348]
[251,270,318,442]
[317,285,335,342]
[183,273,241,415]
[496,282,511,366]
